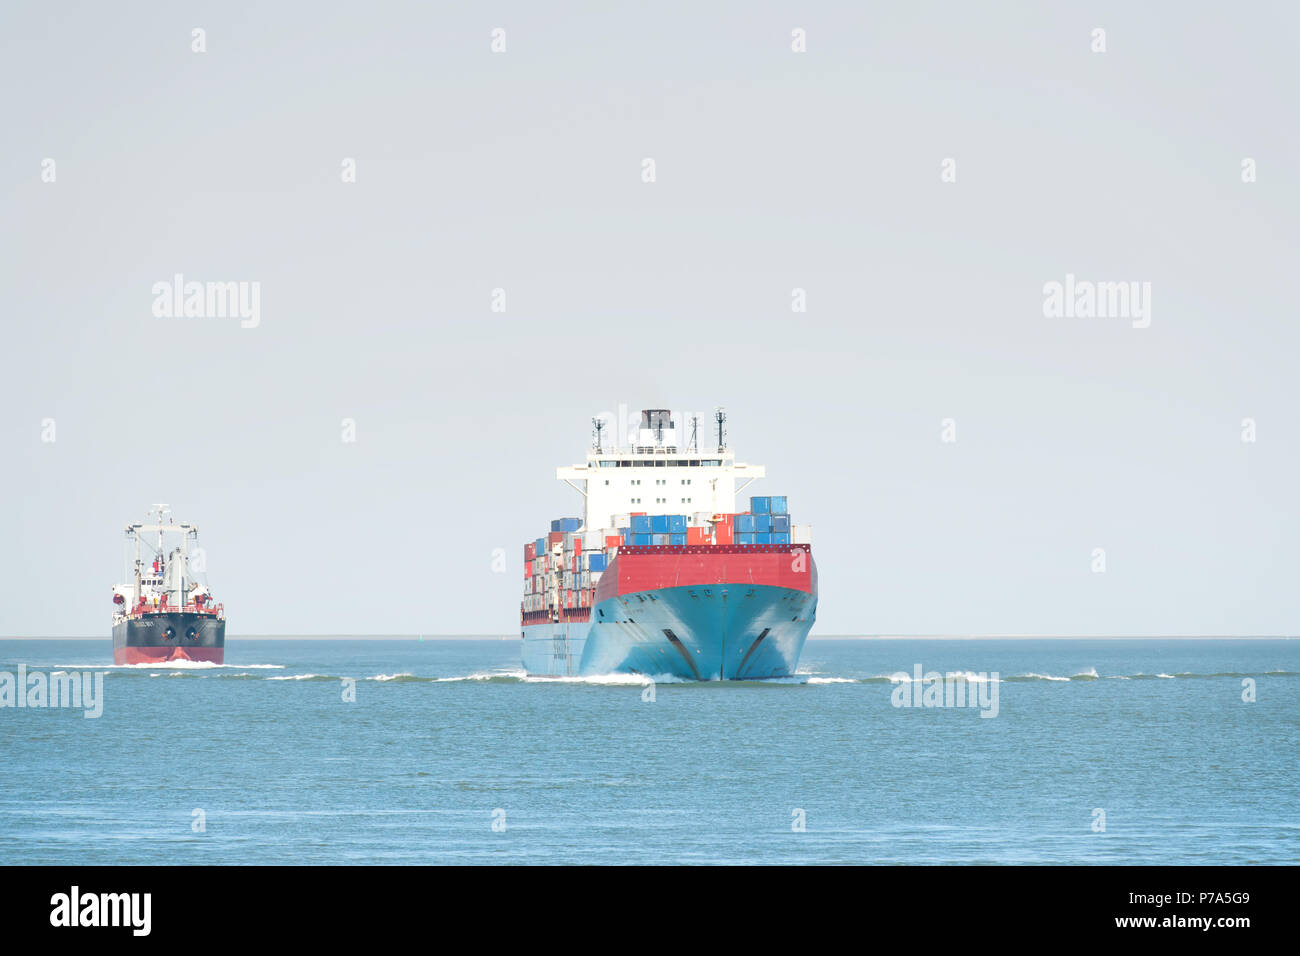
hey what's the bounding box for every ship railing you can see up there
[128,602,224,619]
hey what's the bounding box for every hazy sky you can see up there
[3,2,1298,637]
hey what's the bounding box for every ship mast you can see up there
[129,521,142,606]
[125,505,205,608]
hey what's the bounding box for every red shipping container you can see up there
[686,526,709,545]
[630,511,646,517]
[524,542,536,561]
[548,531,563,545]
[715,523,733,545]
[605,535,622,548]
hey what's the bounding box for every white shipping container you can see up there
[792,524,813,544]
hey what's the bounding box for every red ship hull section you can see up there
[595,544,814,604]
[113,645,225,665]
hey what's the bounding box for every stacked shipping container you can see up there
[521,498,812,622]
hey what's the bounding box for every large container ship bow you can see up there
[111,505,226,664]
[521,410,817,680]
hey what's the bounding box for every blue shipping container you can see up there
[734,514,756,533]
[631,515,652,533]
[632,533,652,546]
[771,532,790,544]
[736,532,757,545]
[755,514,772,533]
[772,514,790,532]
[535,538,545,553]
[769,495,788,515]
[668,515,687,534]
[650,515,670,533]
[550,519,562,533]
[750,496,771,515]
[669,533,687,545]
[562,517,582,532]
[589,553,607,572]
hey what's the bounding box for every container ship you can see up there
[521,409,817,680]
[111,505,226,664]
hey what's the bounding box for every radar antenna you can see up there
[592,417,605,454]
[688,415,699,454]
[714,407,727,452]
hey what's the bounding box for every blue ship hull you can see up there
[522,582,816,680]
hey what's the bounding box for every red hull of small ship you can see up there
[111,612,226,665]
[113,645,225,665]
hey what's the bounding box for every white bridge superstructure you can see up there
[112,504,212,623]
[556,409,765,531]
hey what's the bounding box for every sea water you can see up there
[1,638,1296,865]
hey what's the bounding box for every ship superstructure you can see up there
[521,410,817,679]
[111,505,226,664]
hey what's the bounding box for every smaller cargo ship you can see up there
[111,505,226,664]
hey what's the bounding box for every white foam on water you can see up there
[369,672,414,681]
[266,673,327,681]
[521,671,684,685]
[433,669,527,683]
[948,670,999,683]
[46,661,284,670]
[883,671,1001,684]
[804,676,857,684]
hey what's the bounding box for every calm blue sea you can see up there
[1,638,1296,865]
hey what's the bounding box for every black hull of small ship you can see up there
[112,613,225,664]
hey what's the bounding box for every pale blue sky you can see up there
[2,2,1298,636]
